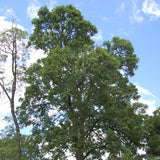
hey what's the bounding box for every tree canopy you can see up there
[28,5,97,52]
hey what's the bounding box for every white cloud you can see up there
[74,1,84,9]
[6,8,15,17]
[116,2,125,12]
[0,116,8,130]
[27,0,41,19]
[146,106,157,115]
[139,98,156,107]
[27,49,46,67]
[0,15,24,32]
[130,0,144,23]
[136,85,156,97]
[48,0,57,9]
[0,16,13,31]
[142,0,160,20]
[0,97,10,115]
[92,30,103,41]
[27,0,57,20]
[136,84,158,115]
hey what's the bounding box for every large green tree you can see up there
[18,5,146,160]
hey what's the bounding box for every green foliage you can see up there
[145,108,160,156]
[0,120,44,160]
[0,117,18,160]
[0,135,19,160]
[28,5,97,52]
[103,37,139,76]
[18,46,145,159]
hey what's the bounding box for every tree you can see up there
[18,5,146,160]
[0,21,29,160]
[145,108,160,157]
[0,117,44,160]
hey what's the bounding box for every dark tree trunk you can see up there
[10,35,22,160]
[76,151,84,160]
[10,100,22,160]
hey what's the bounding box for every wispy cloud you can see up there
[130,0,144,23]
[27,0,57,20]
[0,116,8,130]
[142,0,160,20]
[27,49,46,67]
[6,8,15,17]
[27,0,41,20]
[92,30,103,41]
[136,84,158,115]
[48,0,57,10]
[74,1,84,9]
[101,16,109,22]
[0,17,12,31]
[136,85,156,98]
[0,16,24,31]
[116,2,125,12]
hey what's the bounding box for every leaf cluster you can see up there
[29,5,97,52]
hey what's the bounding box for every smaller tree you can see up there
[145,108,160,157]
[0,116,17,160]
[0,21,29,160]
[0,117,43,160]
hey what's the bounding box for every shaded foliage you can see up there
[0,119,44,160]
[145,108,160,157]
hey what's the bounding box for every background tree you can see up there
[145,108,160,157]
[0,117,18,160]
[18,5,146,160]
[0,21,29,160]
[0,117,43,160]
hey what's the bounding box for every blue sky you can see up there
[0,0,160,118]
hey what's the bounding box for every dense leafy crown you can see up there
[29,5,97,52]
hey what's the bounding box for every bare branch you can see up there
[0,79,11,101]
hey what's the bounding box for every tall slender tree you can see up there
[0,21,28,160]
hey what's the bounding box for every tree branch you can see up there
[84,142,108,159]
[0,80,11,101]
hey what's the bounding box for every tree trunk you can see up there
[10,99,22,160]
[11,43,22,159]
[76,151,84,160]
